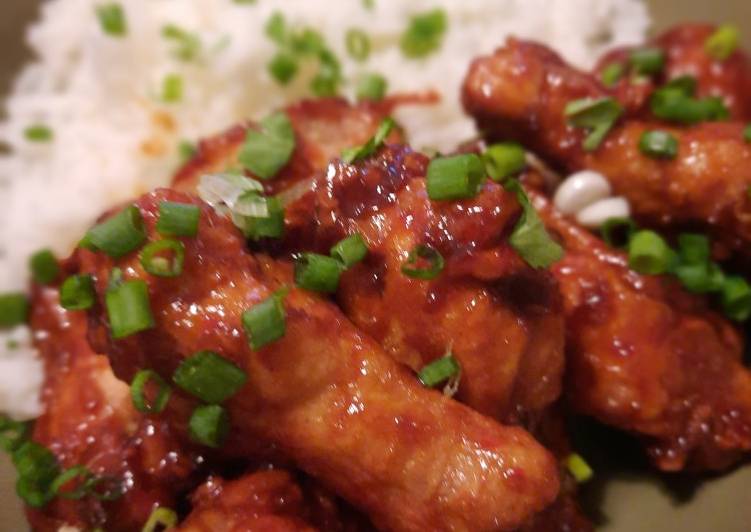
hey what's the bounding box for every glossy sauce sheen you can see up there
[78,189,560,532]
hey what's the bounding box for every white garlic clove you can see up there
[553,170,611,215]
[575,196,631,229]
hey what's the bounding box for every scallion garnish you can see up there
[130,370,172,414]
[0,416,31,453]
[628,47,665,76]
[178,140,197,163]
[23,125,53,143]
[295,254,343,293]
[721,276,751,321]
[268,52,299,84]
[482,143,526,182]
[233,196,285,240]
[650,86,728,124]
[242,290,287,349]
[95,3,127,37]
[627,230,673,275]
[50,465,95,500]
[330,234,368,268]
[566,453,593,483]
[418,354,460,388]
[341,117,395,164]
[705,25,739,61]
[12,441,60,508]
[29,249,59,285]
[600,217,637,249]
[105,279,155,339]
[162,24,201,61]
[638,130,678,159]
[60,275,96,311]
[601,63,624,87]
[161,73,183,103]
[173,351,247,404]
[238,112,295,180]
[143,507,178,532]
[83,205,146,258]
[664,75,697,96]
[744,124,751,143]
[503,180,563,269]
[400,9,447,59]
[140,239,185,278]
[310,49,342,97]
[356,73,388,102]
[189,405,229,448]
[677,233,710,265]
[156,201,200,237]
[564,97,623,151]
[0,293,29,329]
[345,28,370,62]
[401,244,444,280]
[426,153,484,200]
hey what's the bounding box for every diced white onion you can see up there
[553,170,611,215]
[233,191,269,218]
[575,196,631,228]
[197,172,263,210]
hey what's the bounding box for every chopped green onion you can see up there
[628,230,672,275]
[401,244,444,280]
[426,153,485,200]
[95,3,127,37]
[50,465,94,500]
[84,205,146,258]
[189,405,229,448]
[564,97,623,151]
[400,9,447,59]
[345,29,370,62]
[143,507,178,532]
[665,75,697,96]
[162,24,201,61]
[30,249,59,285]
[178,140,197,163]
[705,25,739,61]
[0,416,31,453]
[677,233,710,265]
[23,125,53,143]
[566,453,593,483]
[674,262,724,294]
[238,112,295,180]
[418,355,460,387]
[362,0,375,9]
[650,87,728,124]
[242,291,287,349]
[161,74,183,103]
[157,201,200,237]
[140,239,185,278]
[330,234,368,268]
[130,370,171,414]
[744,124,751,143]
[105,279,155,339]
[265,12,287,45]
[629,47,665,76]
[600,217,637,249]
[60,275,96,311]
[310,49,342,97]
[504,180,563,269]
[639,130,678,159]
[482,143,526,182]
[341,117,395,164]
[601,63,624,87]
[356,73,388,102]
[0,293,29,329]
[268,52,299,84]
[721,276,751,321]
[12,441,60,508]
[294,254,343,293]
[233,196,285,240]
[173,351,247,404]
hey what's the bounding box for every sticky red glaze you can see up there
[25,284,201,531]
[77,189,560,532]
[463,36,751,258]
[524,182,751,471]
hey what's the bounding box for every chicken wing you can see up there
[462,38,751,257]
[77,189,560,532]
[25,283,201,531]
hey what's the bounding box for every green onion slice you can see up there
[0,416,32,453]
[310,49,342,97]
[51,465,94,500]
[627,230,672,275]
[60,275,96,311]
[400,9,447,58]
[83,205,146,258]
[30,249,59,285]
[705,25,739,61]
[0,293,29,329]
[130,370,172,414]
[356,73,388,102]
[143,507,178,532]
[600,217,637,249]
[294,253,343,293]
[162,24,201,61]
[105,279,155,339]
[189,405,230,448]
[345,28,370,62]
[268,52,299,84]
[564,97,623,151]
[566,453,594,483]
[238,112,296,180]
[232,196,285,240]
[650,87,728,124]
[330,234,368,268]
[341,117,395,164]
[96,3,127,37]
[161,73,183,103]
[24,125,53,142]
[401,244,445,280]
[140,239,185,278]
[418,354,460,388]
[665,75,697,96]
[178,140,197,163]
[426,153,485,200]
[12,441,60,508]
[744,124,751,143]
[628,47,665,75]
[638,130,678,159]
[601,63,624,87]
[173,351,247,404]
[677,233,710,265]
[156,201,200,237]
[721,276,751,321]
[482,143,526,182]
[242,290,287,350]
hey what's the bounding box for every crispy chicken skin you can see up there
[77,188,560,532]
[462,38,751,256]
[25,284,200,531]
[523,180,751,471]
[273,145,565,425]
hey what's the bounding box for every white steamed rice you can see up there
[0,0,649,419]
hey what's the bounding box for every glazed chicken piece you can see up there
[178,469,372,532]
[272,144,565,425]
[522,180,751,471]
[462,38,751,257]
[78,189,560,532]
[25,284,200,531]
